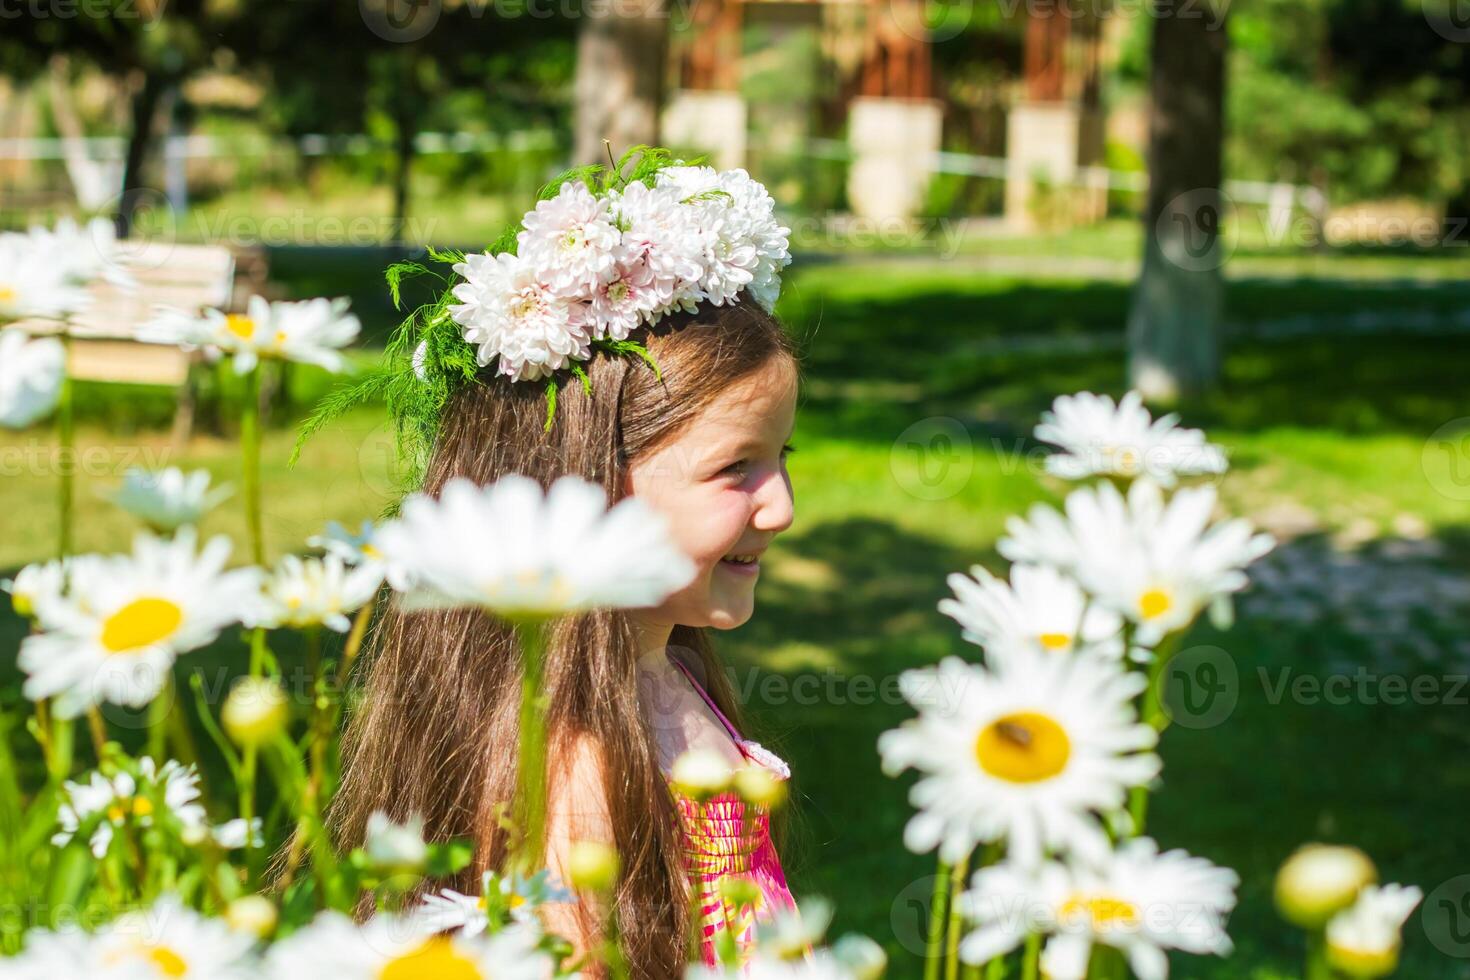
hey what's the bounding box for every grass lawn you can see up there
[4,253,1468,978]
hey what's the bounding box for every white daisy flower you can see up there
[2,557,70,620]
[999,480,1275,646]
[28,217,135,289]
[376,475,696,618]
[958,837,1239,980]
[1325,883,1423,978]
[143,295,360,375]
[108,467,233,533]
[939,563,1124,663]
[877,653,1160,867]
[0,327,66,428]
[92,894,256,980]
[18,529,264,717]
[264,910,553,980]
[516,181,622,296]
[258,553,382,633]
[757,897,833,959]
[414,869,573,936]
[308,519,382,566]
[1036,391,1227,487]
[656,166,792,312]
[52,758,206,858]
[449,251,594,381]
[0,234,93,321]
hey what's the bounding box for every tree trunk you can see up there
[392,116,413,244]
[572,0,669,167]
[1125,0,1229,404]
[116,69,167,239]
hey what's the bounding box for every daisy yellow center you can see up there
[1138,588,1173,620]
[107,943,189,978]
[378,937,484,980]
[1038,632,1072,651]
[225,313,255,339]
[0,285,16,303]
[273,330,288,346]
[106,796,155,822]
[1060,893,1140,932]
[1328,939,1398,977]
[975,712,1070,783]
[100,597,184,653]
[1112,446,1141,475]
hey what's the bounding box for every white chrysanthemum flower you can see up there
[376,475,696,618]
[877,653,1160,867]
[52,758,206,858]
[92,894,256,980]
[1325,883,1423,978]
[18,529,264,717]
[940,563,1123,663]
[258,553,382,633]
[414,869,572,936]
[1000,480,1275,646]
[516,181,622,296]
[0,327,66,428]
[0,235,93,321]
[449,251,593,381]
[264,910,553,980]
[610,180,709,315]
[2,557,69,620]
[586,251,673,341]
[108,467,233,533]
[958,838,1238,980]
[143,295,360,375]
[656,165,791,312]
[1036,391,1228,487]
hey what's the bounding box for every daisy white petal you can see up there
[108,467,233,533]
[1036,391,1227,487]
[0,327,65,428]
[1325,883,1423,978]
[940,563,1123,662]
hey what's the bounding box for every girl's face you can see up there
[626,357,798,635]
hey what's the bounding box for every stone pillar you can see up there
[846,96,943,222]
[660,90,748,171]
[1003,100,1105,232]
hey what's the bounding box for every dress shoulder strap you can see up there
[666,652,745,744]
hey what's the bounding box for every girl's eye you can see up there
[721,460,749,478]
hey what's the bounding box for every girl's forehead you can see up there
[690,364,797,432]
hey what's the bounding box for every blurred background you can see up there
[3,1,1470,976]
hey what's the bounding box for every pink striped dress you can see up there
[664,655,800,967]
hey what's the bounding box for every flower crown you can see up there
[294,146,793,490]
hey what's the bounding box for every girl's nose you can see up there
[751,468,794,534]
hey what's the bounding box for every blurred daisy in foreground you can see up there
[92,894,255,980]
[1036,390,1227,487]
[2,558,70,620]
[0,327,66,428]
[108,466,233,533]
[376,475,695,618]
[1000,480,1275,646]
[414,869,573,936]
[687,951,858,980]
[264,910,554,980]
[0,236,93,321]
[877,653,1159,868]
[957,837,1239,980]
[309,519,383,566]
[940,563,1123,663]
[1325,883,1423,978]
[143,295,360,374]
[258,553,382,633]
[17,529,263,717]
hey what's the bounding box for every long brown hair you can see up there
[331,298,798,978]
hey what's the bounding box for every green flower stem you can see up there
[84,706,108,762]
[1127,632,1182,835]
[336,600,375,688]
[240,365,264,567]
[925,858,954,980]
[56,339,74,559]
[509,617,549,876]
[1020,932,1040,980]
[239,741,258,877]
[1305,929,1333,980]
[46,709,75,786]
[945,850,973,980]
[146,674,172,762]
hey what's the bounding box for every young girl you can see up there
[330,158,803,978]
